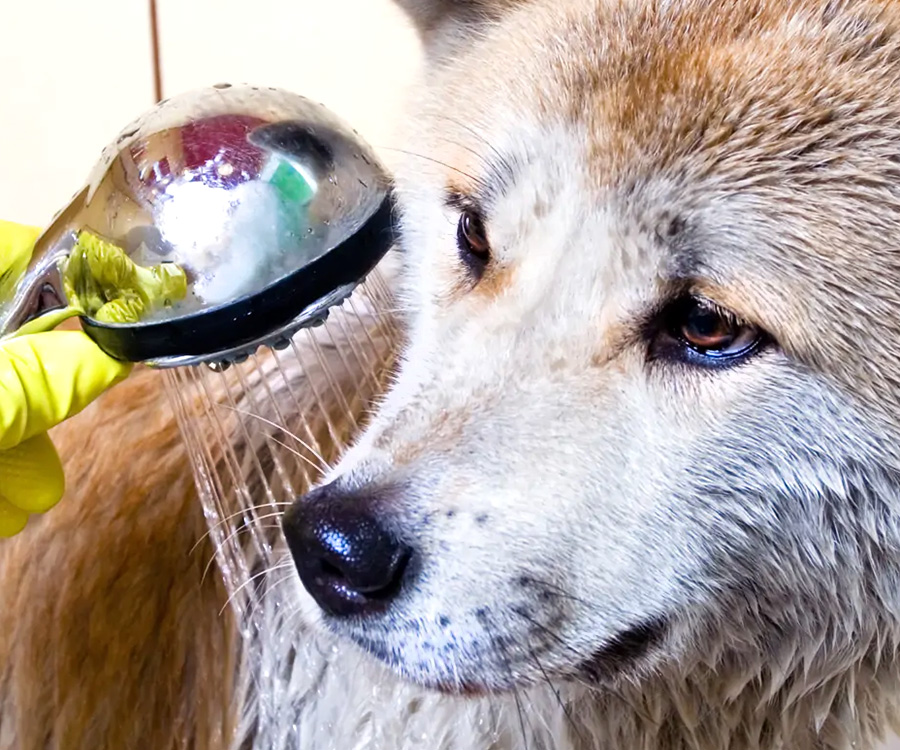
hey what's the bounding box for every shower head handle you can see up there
[0,84,396,368]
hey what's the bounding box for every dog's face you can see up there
[285,0,900,694]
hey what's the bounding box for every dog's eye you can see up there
[652,297,765,366]
[457,209,491,271]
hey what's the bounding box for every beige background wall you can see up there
[1,2,897,748]
[0,2,156,227]
[0,0,420,227]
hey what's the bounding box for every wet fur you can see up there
[8,0,900,748]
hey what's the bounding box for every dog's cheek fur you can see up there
[337,353,856,689]
[676,371,894,647]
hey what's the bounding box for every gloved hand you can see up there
[0,220,132,537]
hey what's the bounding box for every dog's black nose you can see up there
[282,483,413,618]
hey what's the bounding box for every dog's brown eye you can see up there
[457,209,491,266]
[679,304,748,352]
[652,297,765,366]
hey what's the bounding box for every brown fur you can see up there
[0,368,235,749]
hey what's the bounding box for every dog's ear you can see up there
[393,0,523,51]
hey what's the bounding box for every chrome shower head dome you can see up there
[0,83,395,367]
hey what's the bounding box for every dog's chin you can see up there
[292,572,669,697]
[338,626,661,699]
[336,628,524,695]
[340,637,641,699]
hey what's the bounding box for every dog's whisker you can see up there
[430,112,518,178]
[445,632,464,693]
[481,610,534,749]
[512,687,531,750]
[375,145,491,190]
[521,575,602,611]
[218,562,295,617]
[263,434,331,476]
[191,505,293,552]
[215,403,331,472]
[200,521,285,585]
[569,673,659,728]
[237,562,302,628]
[529,647,585,744]
[515,610,588,665]
[263,571,301,599]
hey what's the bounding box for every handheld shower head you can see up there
[0,84,395,368]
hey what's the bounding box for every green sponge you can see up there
[63,231,188,324]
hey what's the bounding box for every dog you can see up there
[7,0,900,748]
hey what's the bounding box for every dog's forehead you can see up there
[427,0,899,199]
[429,9,898,289]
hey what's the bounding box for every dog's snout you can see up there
[283,484,413,618]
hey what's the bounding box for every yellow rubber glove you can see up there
[0,220,132,537]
